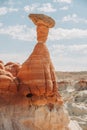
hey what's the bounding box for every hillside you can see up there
[56,71,87,81]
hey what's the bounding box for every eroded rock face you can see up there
[67,90,87,130]
[0,63,4,69]
[58,81,71,91]
[5,62,21,77]
[0,64,18,100]
[75,80,87,91]
[29,14,55,28]
[18,43,58,96]
[0,104,70,130]
[0,14,82,130]
[0,75,13,91]
[17,14,63,105]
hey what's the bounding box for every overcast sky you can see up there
[0,0,87,71]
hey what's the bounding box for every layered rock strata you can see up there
[0,14,82,130]
[17,14,63,105]
[0,105,70,130]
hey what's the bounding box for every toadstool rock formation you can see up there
[0,14,82,130]
[17,14,63,105]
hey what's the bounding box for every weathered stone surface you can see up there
[0,68,83,130]
[69,120,82,130]
[37,25,49,43]
[0,60,4,64]
[58,81,71,91]
[0,75,12,91]
[17,43,63,105]
[0,68,17,94]
[0,61,83,130]
[29,14,55,43]
[0,69,13,78]
[74,90,87,103]
[0,104,71,130]
[18,43,52,94]
[0,77,17,95]
[75,80,87,91]
[29,14,55,28]
[0,63,4,69]
[5,62,21,77]
[17,14,63,105]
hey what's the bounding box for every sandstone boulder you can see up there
[5,62,21,77]
[0,69,13,78]
[69,120,82,130]
[0,75,13,91]
[0,63,4,69]
[0,68,17,94]
[0,60,4,64]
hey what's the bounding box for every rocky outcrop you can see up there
[0,63,18,99]
[0,63,83,130]
[75,79,87,91]
[0,63,4,69]
[67,90,87,130]
[58,81,71,91]
[68,120,82,130]
[60,81,87,130]
[5,62,21,77]
[17,14,63,105]
[0,14,82,130]
[0,103,82,130]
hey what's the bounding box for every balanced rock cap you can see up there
[29,14,55,28]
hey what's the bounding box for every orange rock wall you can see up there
[17,43,57,97]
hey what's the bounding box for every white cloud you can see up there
[0,25,36,41]
[49,28,87,41]
[24,3,56,13]
[68,44,87,53]
[0,23,3,27]
[50,44,87,71]
[60,6,69,10]
[62,14,87,23]
[0,7,18,16]
[38,3,56,12]
[0,24,87,41]
[24,4,38,12]
[8,8,19,12]
[62,14,78,22]
[53,0,72,4]
[4,0,21,6]
[54,56,87,71]
[0,53,27,64]
[7,0,15,6]
[0,7,7,15]
[51,44,87,54]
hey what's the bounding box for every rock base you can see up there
[0,104,82,130]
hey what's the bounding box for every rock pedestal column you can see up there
[17,14,63,105]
